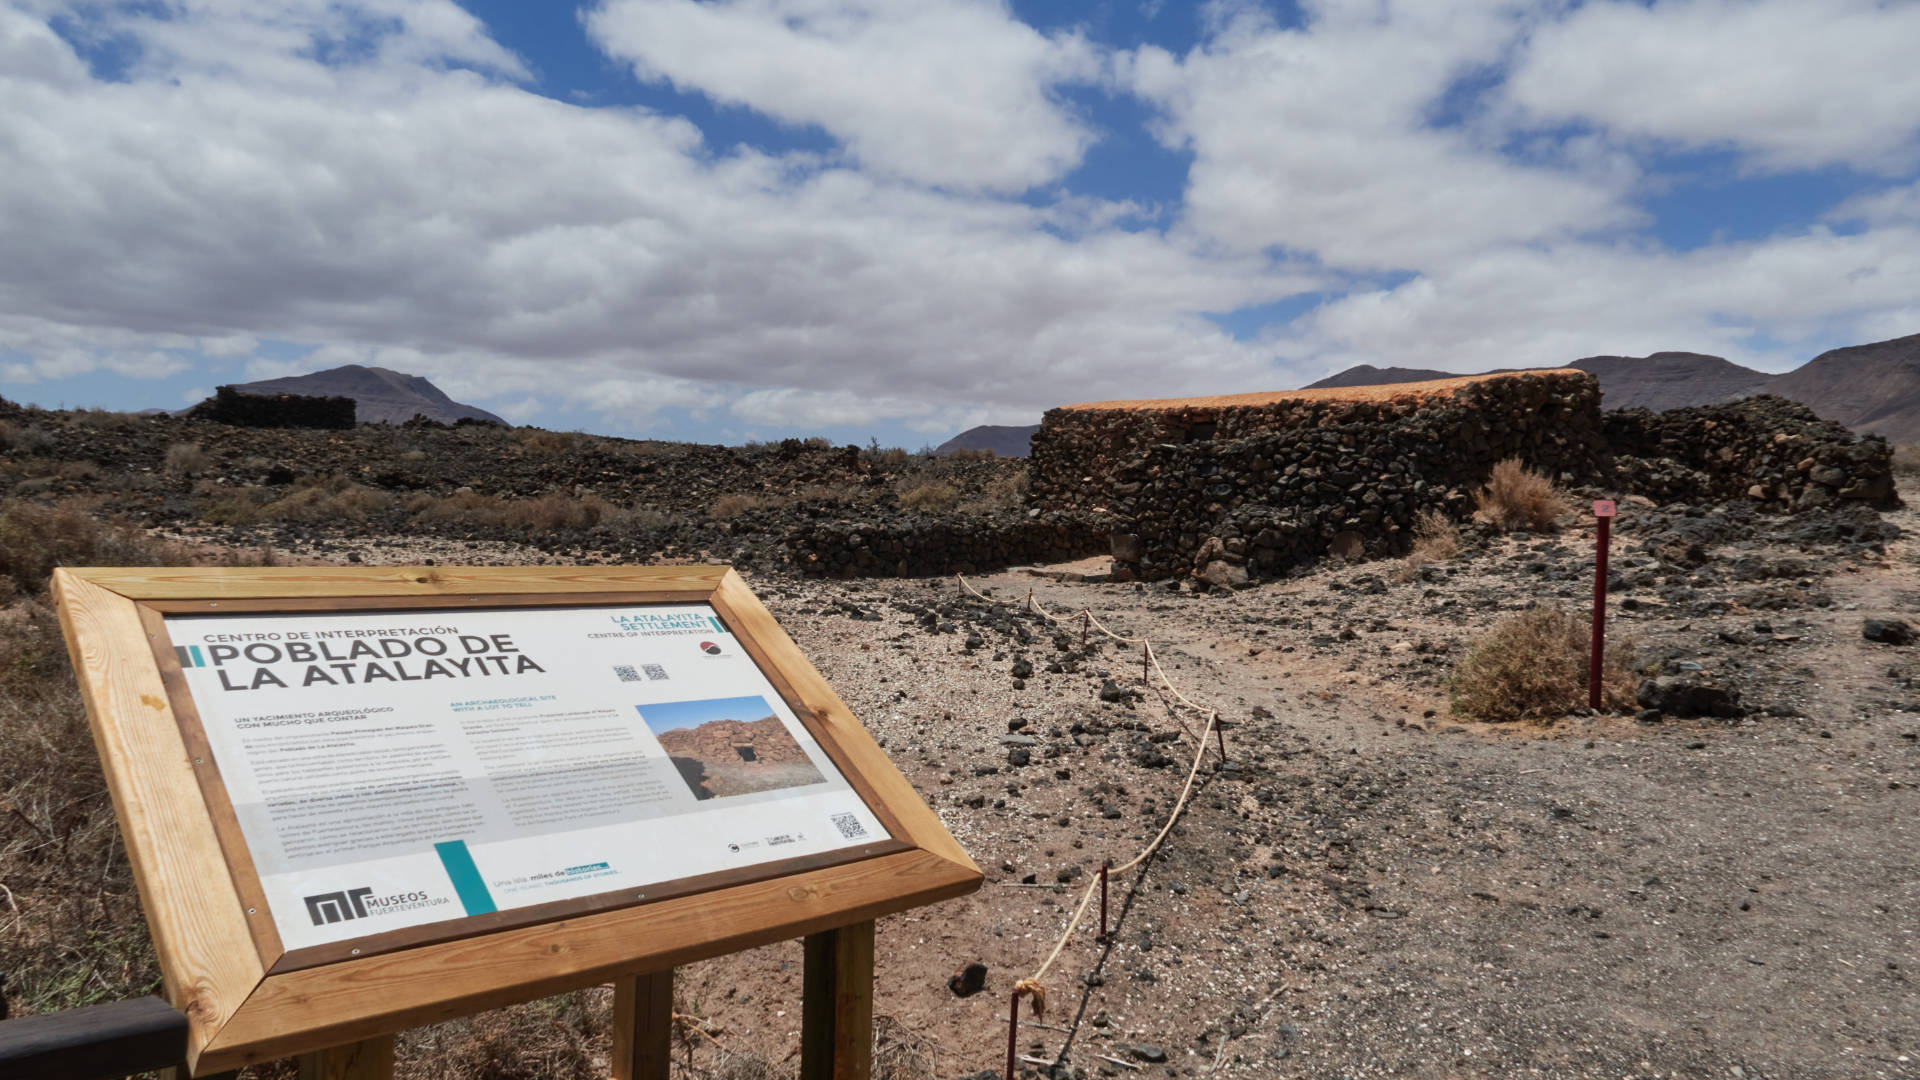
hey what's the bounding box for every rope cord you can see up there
[953,574,1226,1012]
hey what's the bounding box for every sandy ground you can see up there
[645,496,1916,1080]
[194,492,1916,1080]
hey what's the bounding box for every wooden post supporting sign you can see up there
[295,1035,393,1080]
[801,921,875,1080]
[612,970,674,1080]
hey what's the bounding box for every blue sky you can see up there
[1,0,1916,447]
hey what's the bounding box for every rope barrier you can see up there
[955,574,1228,1078]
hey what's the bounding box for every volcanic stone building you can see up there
[1027,369,1894,584]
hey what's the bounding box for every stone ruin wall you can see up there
[784,511,1110,579]
[1030,372,1896,585]
[185,386,358,429]
[653,716,810,765]
[1086,371,1608,583]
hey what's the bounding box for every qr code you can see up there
[612,664,640,683]
[642,663,668,681]
[830,812,868,840]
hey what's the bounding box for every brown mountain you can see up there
[203,364,507,426]
[1302,353,1768,411]
[1567,353,1771,412]
[1768,333,1920,444]
[1303,364,1455,389]
[935,424,1039,457]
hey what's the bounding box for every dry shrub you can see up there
[408,489,508,526]
[1448,606,1635,722]
[258,477,390,522]
[956,469,1029,515]
[70,409,139,431]
[897,481,959,512]
[709,492,781,519]
[0,422,55,454]
[398,991,608,1080]
[164,442,210,477]
[1472,458,1571,532]
[515,428,579,456]
[0,506,277,1016]
[1894,443,1920,476]
[502,493,614,532]
[1408,507,1461,563]
[0,498,189,591]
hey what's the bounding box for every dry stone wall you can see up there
[185,387,357,429]
[1098,372,1608,582]
[785,510,1109,578]
[1604,396,1896,511]
[654,717,810,764]
[1028,371,1600,512]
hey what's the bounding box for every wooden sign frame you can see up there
[52,565,981,1075]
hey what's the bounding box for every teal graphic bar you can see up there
[708,616,730,634]
[434,840,497,916]
[189,645,206,667]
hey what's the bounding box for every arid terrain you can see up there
[1,412,1916,1079]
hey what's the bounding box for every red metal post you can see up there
[1081,611,1089,650]
[1215,719,1228,763]
[1099,862,1110,938]
[1007,988,1022,1080]
[1142,644,1149,687]
[1589,501,1616,709]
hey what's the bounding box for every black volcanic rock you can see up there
[1768,333,1920,444]
[1569,353,1770,411]
[935,424,1038,457]
[210,365,507,426]
[1303,364,1455,390]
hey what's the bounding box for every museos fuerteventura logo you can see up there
[699,640,724,656]
[302,886,447,926]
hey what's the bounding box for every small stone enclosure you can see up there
[1028,370,1894,584]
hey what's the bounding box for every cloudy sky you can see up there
[2,0,1916,446]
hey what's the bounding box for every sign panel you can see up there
[53,565,979,1071]
[1593,499,1617,518]
[164,602,889,956]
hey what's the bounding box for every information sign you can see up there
[53,566,980,1073]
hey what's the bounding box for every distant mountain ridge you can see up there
[1766,333,1920,444]
[205,364,507,426]
[935,424,1039,457]
[1305,353,1770,412]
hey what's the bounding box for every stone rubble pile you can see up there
[1604,395,1896,511]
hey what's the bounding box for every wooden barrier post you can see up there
[801,921,874,1080]
[296,1036,393,1080]
[612,969,675,1080]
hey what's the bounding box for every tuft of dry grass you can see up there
[955,469,1029,516]
[0,500,278,1018]
[1408,507,1461,562]
[1448,606,1635,723]
[709,493,782,519]
[164,442,210,477]
[896,481,959,512]
[1472,458,1571,532]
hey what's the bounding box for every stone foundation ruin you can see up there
[1028,370,1895,585]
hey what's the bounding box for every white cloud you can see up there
[583,0,1102,192]
[0,2,1318,427]
[1505,0,1920,175]
[1124,0,1637,271]
[1270,223,1920,383]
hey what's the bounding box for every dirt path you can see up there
[656,494,1917,1080]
